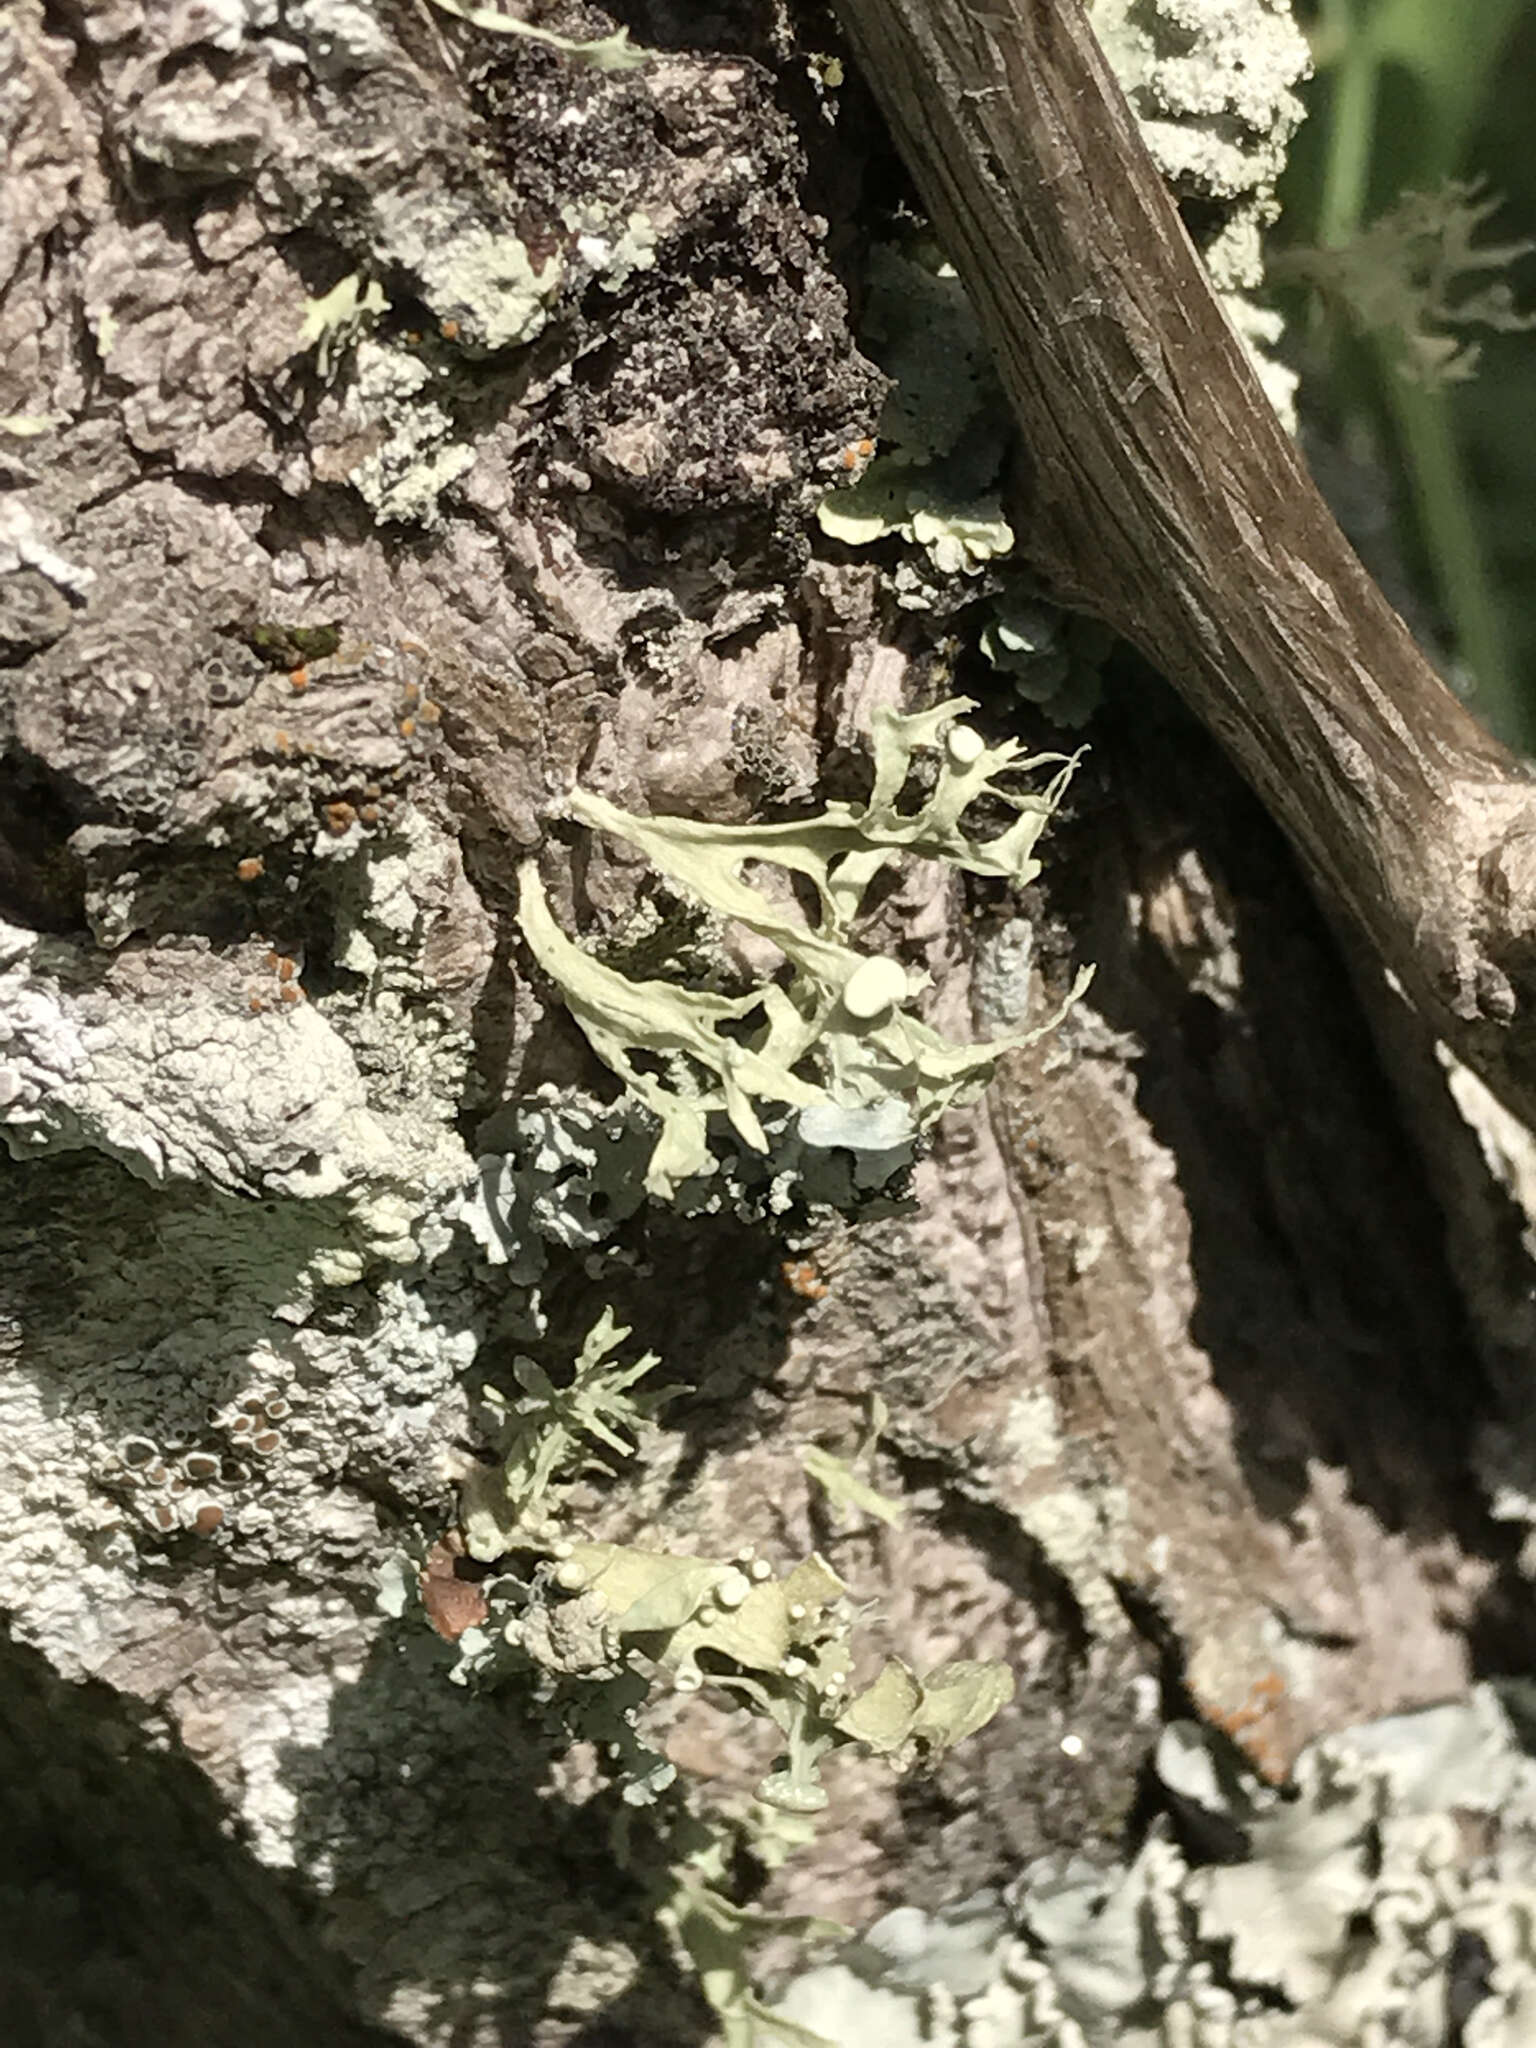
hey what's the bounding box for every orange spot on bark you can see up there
[780,1259,830,1301]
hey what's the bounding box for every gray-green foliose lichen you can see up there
[457,1085,929,1286]
[768,1683,1536,2046]
[815,242,1110,729]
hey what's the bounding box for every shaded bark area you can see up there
[0,1630,406,2048]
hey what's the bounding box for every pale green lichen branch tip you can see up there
[518,700,1090,1197]
[425,0,651,71]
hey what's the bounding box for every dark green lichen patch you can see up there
[241,621,346,668]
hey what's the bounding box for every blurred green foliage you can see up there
[1279,0,1536,749]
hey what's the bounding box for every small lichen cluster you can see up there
[815,243,1108,729]
[1089,0,1310,297]
[1273,179,1536,390]
[102,1381,299,1541]
[980,599,1117,734]
[768,1684,1536,2045]
[428,1307,1013,1813]
[816,242,1017,591]
[517,698,1091,1199]
[460,1082,941,1288]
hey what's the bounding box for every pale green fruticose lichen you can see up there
[800,1395,906,1531]
[436,1305,1015,1826]
[519,699,1091,1199]
[1273,179,1536,390]
[298,271,390,379]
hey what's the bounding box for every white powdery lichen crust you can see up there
[770,1684,1536,2046]
[1091,0,1310,291]
[0,918,459,1253]
[1090,0,1311,424]
[0,791,501,2027]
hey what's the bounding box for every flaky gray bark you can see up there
[3,2,1536,2043]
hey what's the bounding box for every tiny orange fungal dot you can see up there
[780,1259,830,1302]
[249,994,266,1013]
[289,665,309,692]
[278,984,303,1005]
[399,716,417,739]
[236,856,264,882]
[323,801,357,835]
[403,681,422,708]
[858,437,875,456]
[274,729,291,754]
[277,956,296,983]
[439,318,460,341]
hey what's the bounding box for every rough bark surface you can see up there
[3,1,1536,2043]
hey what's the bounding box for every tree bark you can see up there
[3,1,1536,2042]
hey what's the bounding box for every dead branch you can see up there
[830,0,1536,1120]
